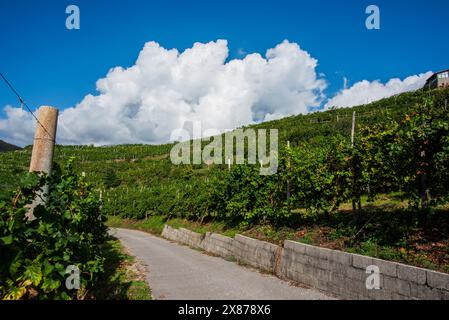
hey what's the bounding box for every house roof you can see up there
[430,68,449,77]
[425,68,449,83]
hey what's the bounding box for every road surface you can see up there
[112,228,336,300]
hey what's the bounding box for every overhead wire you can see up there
[0,72,55,142]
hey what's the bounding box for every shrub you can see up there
[0,158,108,299]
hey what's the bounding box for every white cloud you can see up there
[0,39,326,146]
[324,72,432,109]
[0,39,433,147]
[0,106,35,145]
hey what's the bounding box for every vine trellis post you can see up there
[27,106,59,220]
[350,111,362,215]
[351,111,356,148]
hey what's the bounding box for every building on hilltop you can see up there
[424,69,449,90]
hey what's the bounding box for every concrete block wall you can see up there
[280,240,356,297]
[280,240,449,300]
[233,235,282,273]
[162,225,202,248]
[162,225,234,258]
[161,225,449,300]
[161,225,183,242]
[202,232,234,258]
[177,227,204,249]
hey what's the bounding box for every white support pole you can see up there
[351,111,356,148]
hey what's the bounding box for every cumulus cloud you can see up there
[0,39,326,146]
[324,72,433,109]
[0,106,36,145]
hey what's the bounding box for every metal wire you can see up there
[0,72,55,141]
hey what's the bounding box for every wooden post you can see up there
[27,106,59,219]
[29,106,58,174]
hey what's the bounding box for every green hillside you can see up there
[1,87,449,272]
[0,140,21,153]
[1,88,448,213]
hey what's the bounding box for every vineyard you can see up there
[1,87,449,279]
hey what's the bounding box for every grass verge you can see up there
[94,238,151,300]
[107,215,241,238]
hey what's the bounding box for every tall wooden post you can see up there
[29,106,59,174]
[27,106,58,219]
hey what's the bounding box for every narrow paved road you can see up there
[112,228,335,300]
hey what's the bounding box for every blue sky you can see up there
[0,0,448,145]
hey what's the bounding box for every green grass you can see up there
[107,215,166,235]
[94,239,152,300]
[107,215,242,238]
[166,218,241,238]
[297,233,313,245]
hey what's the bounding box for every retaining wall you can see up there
[162,225,234,258]
[161,224,449,300]
[233,234,282,273]
[202,232,234,258]
[281,240,449,299]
